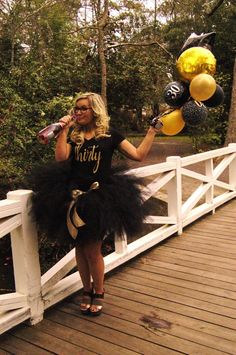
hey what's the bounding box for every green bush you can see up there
[0,91,76,198]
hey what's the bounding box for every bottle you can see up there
[37,122,65,144]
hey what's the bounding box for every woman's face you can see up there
[73,98,94,126]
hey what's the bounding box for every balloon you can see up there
[178,32,216,57]
[203,84,225,107]
[163,81,190,107]
[158,109,185,136]
[176,47,216,80]
[182,100,208,126]
[190,73,216,101]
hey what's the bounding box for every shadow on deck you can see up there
[1,199,236,355]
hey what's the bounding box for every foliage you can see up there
[0,0,235,192]
[0,87,76,198]
[186,106,226,151]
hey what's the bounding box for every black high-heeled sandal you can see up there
[90,292,104,316]
[80,290,93,315]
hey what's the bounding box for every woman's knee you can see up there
[83,242,103,262]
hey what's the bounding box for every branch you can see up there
[15,0,60,32]
[206,0,225,17]
[106,41,173,58]
[0,0,12,16]
[0,8,7,18]
[60,25,98,34]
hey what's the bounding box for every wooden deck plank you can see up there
[57,301,225,355]
[122,265,236,301]
[207,217,236,225]
[179,232,236,247]
[131,258,236,290]
[104,285,236,343]
[34,317,137,355]
[213,211,236,218]
[9,324,94,354]
[188,221,236,234]
[139,250,235,283]
[186,227,236,240]
[100,291,236,354]
[166,238,236,254]
[47,307,179,355]
[148,248,236,271]
[1,199,236,354]
[0,333,53,354]
[107,277,236,322]
[157,244,236,266]
[111,267,236,310]
[129,262,236,298]
[156,243,236,263]
[105,282,236,330]
[177,233,236,246]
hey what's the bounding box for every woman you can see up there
[32,92,161,316]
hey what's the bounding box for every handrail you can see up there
[1,143,236,334]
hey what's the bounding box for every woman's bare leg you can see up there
[82,240,104,294]
[76,240,104,314]
[75,245,92,291]
[75,245,94,313]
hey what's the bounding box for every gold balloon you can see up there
[176,47,216,81]
[159,109,185,136]
[190,73,216,101]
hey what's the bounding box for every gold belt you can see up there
[66,181,99,239]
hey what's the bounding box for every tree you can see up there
[96,0,109,105]
[224,58,236,145]
[75,0,171,106]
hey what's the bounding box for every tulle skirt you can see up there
[28,160,148,246]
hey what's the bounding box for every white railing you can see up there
[1,143,236,334]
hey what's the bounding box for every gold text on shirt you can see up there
[75,144,101,173]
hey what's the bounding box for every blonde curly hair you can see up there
[70,92,110,145]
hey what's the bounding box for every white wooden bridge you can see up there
[0,144,236,354]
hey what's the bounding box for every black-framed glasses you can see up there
[73,106,92,113]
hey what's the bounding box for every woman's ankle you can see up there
[83,285,93,293]
[93,288,104,295]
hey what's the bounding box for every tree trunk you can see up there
[97,0,109,106]
[98,25,107,106]
[224,58,236,145]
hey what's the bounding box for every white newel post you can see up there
[228,143,236,187]
[7,190,44,325]
[166,156,182,235]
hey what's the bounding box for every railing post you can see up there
[7,190,44,325]
[166,156,182,235]
[205,158,214,213]
[228,143,236,187]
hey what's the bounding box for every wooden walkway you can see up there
[1,199,236,354]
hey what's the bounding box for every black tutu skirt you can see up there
[27,160,148,246]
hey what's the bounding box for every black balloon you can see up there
[164,81,190,107]
[182,100,208,126]
[202,84,224,107]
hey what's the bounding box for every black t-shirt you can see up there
[69,128,125,189]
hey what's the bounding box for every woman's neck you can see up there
[82,124,95,139]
